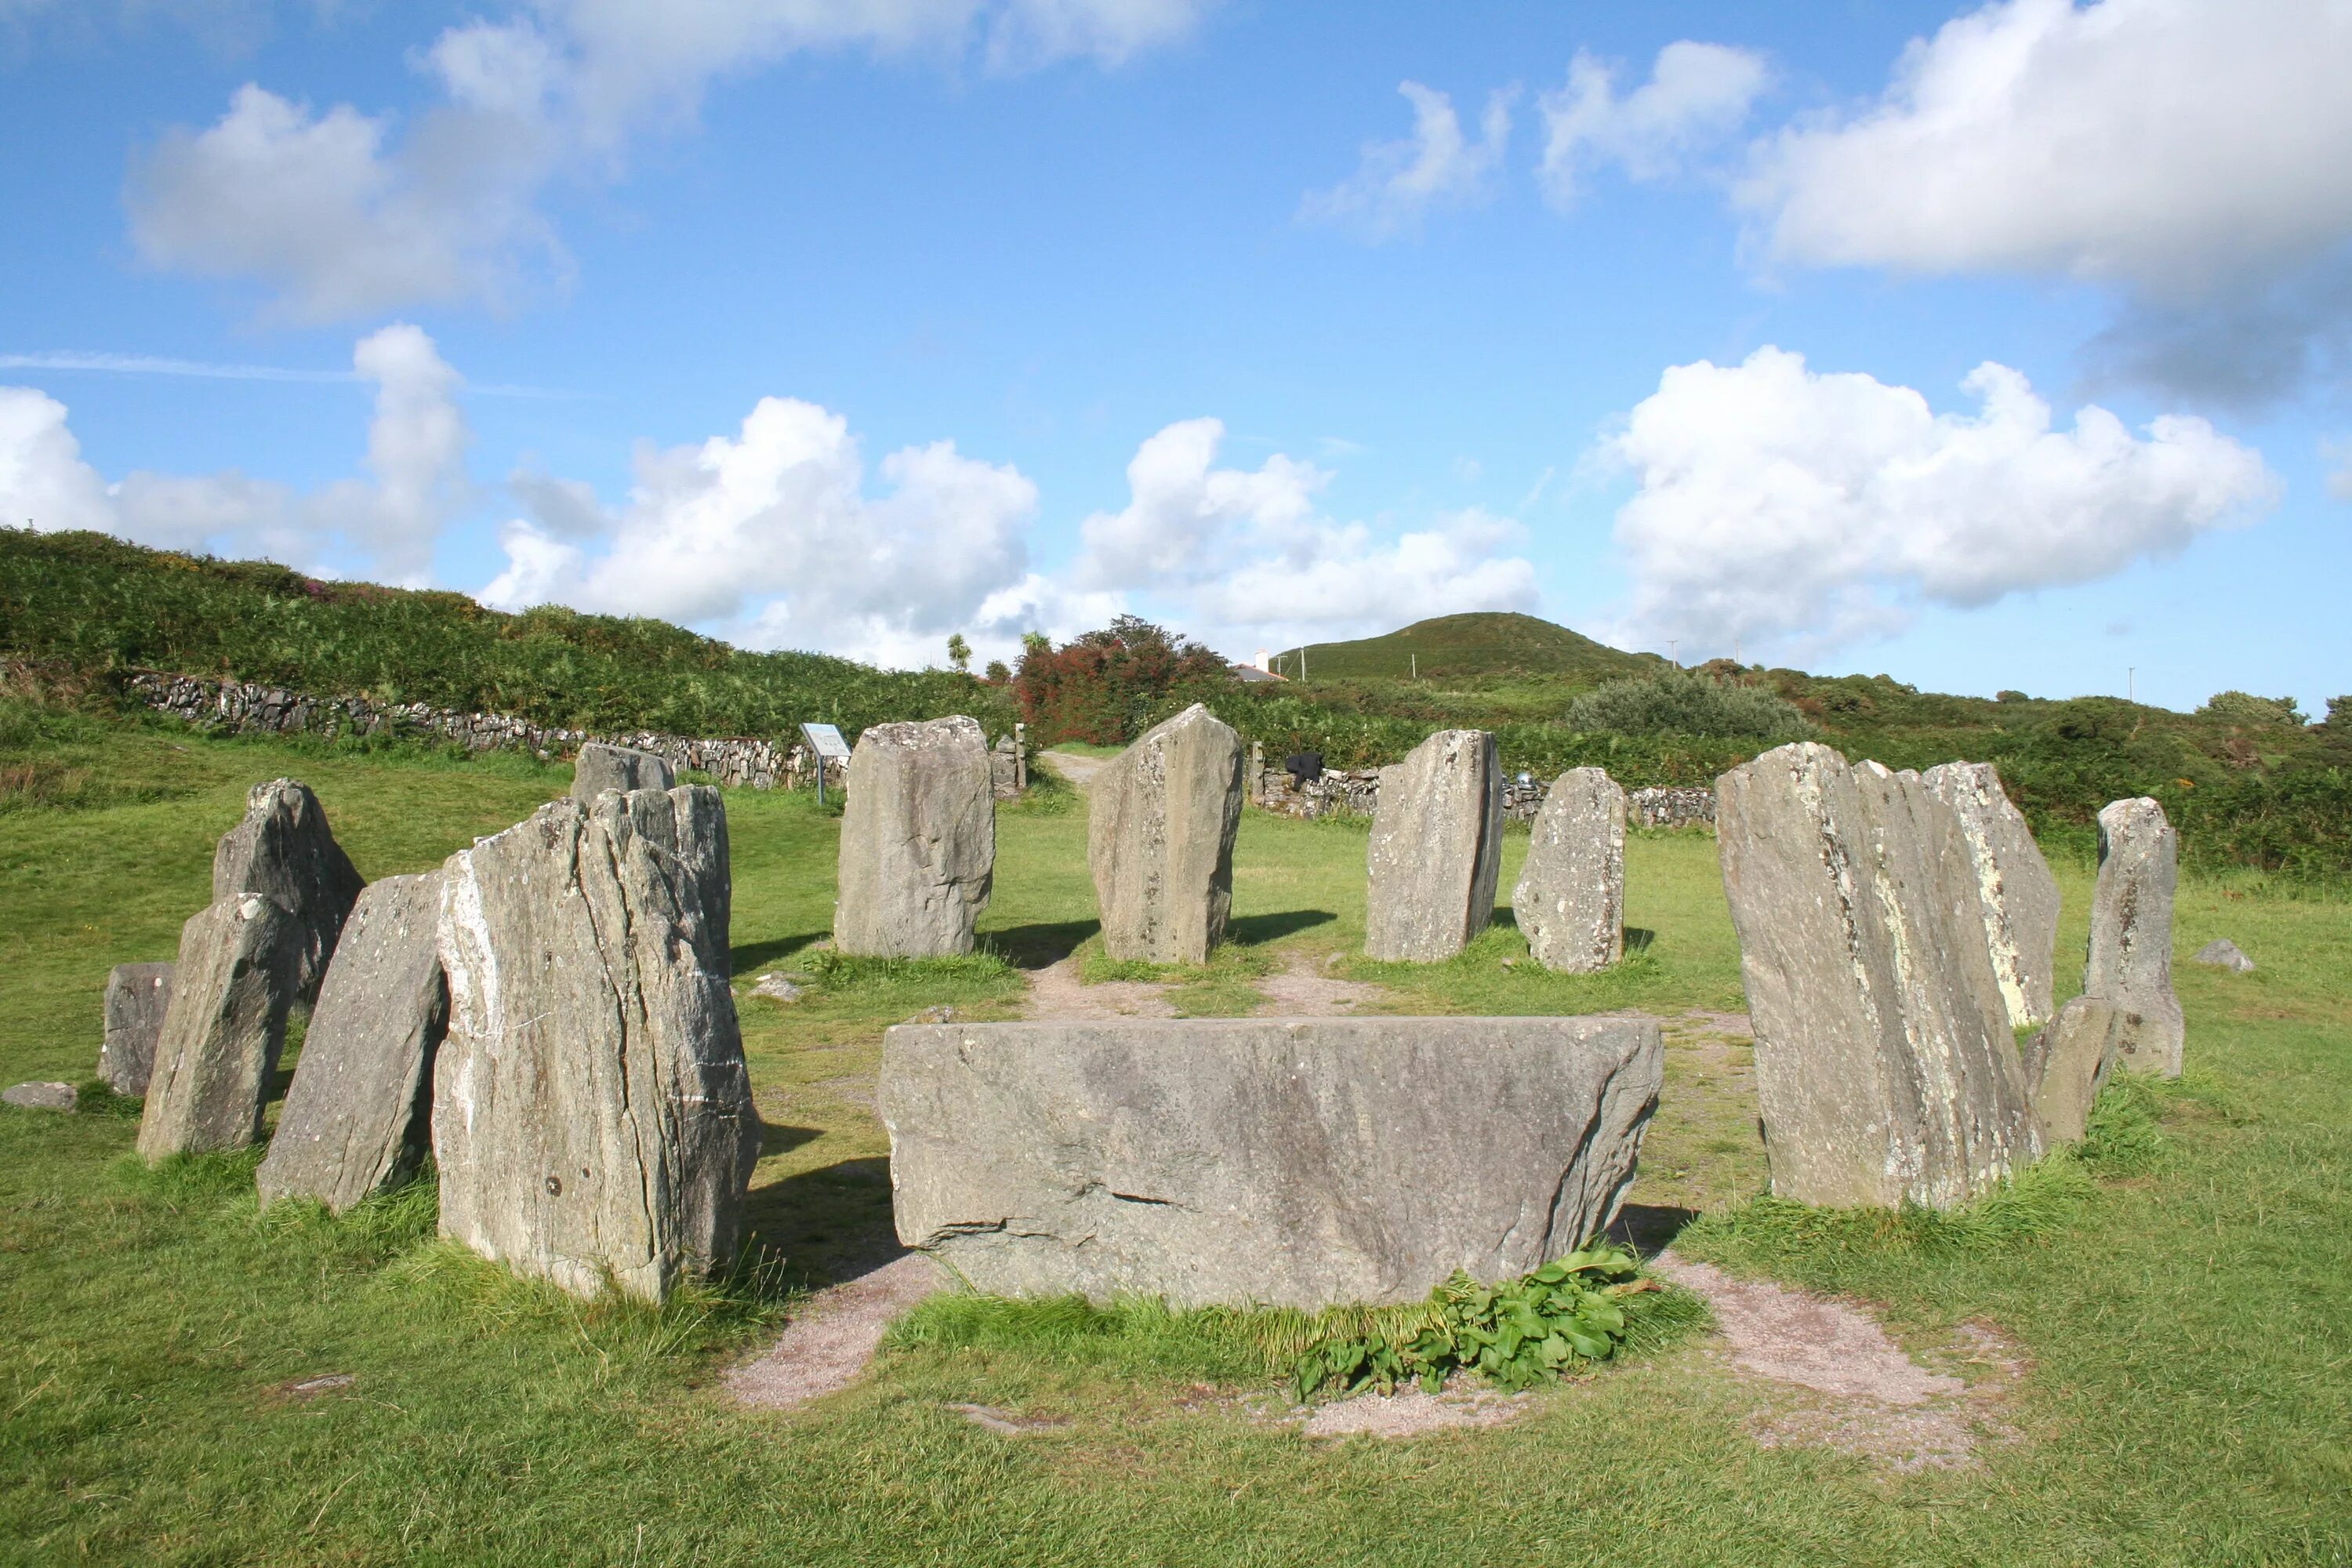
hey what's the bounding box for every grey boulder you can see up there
[2192,938,2254,973]
[212,779,365,1003]
[2021,996,2125,1145]
[137,894,299,1160]
[2086,797,2185,1077]
[434,786,761,1302]
[1922,761,2060,1029]
[1715,743,2042,1210]
[100,961,175,1098]
[1364,729,1503,962]
[571,742,675,800]
[4,1082,77,1112]
[257,873,448,1213]
[880,1015,1662,1308]
[1087,704,1243,964]
[1512,768,1625,973]
[834,716,995,957]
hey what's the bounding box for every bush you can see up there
[2198,691,2305,727]
[1014,616,1231,746]
[1566,668,1813,742]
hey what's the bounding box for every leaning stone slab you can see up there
[1512,768,1625,974]
[571,741,675,800]
[1715,743,2042,1210]
[880,1015,1662,1308]
[137,894,299,1160]
[1087,704,1244,964]
[2022,996,2125,1145]
[1364,730,1503,963]
[100,962,175,1098]
[434,787,761,1302]
[4,1082,77,1112]
[835,716,995,958]
[212,779,365,1003]
[2191,938,2253,973]
[1922,761,2060,1029]
[257,873,448,1213]
[2086,797,2185,1077]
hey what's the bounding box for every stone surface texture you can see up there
[433,786,761,1301]
[1087,704,1244,964]
[100,962,175,1098]
[2085,797,2186,1077]
[880,1015,1663,1308]
[2192,938,2254,973]
[137,894,299,1160]
[257,873,449,1212]
[4,1082,77,1111]
[1512,768,1626,974]
[1363,729,1504,962]
[570,741,676,800]
[1921,761,2061,1029]
[2020,996,2124,1145]
[834,716,995,958]
[212,779,365,1003]
[1715,743,2042,1210]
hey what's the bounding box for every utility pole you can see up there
[1668,640,1679,668]
[1410,654,1417,681]
[2128,667,2136,703]
[1301,644,1308,684]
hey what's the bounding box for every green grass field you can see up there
[3,708,2349,1565]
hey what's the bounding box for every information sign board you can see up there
[800,723,851,760]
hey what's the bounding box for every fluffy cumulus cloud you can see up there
[1603,347,2278,656]
[1538,41,1768,209]
[1300,82,1516,239]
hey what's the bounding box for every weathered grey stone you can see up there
[2021,996,2125,1145]
[1364,730,1503,963]
[1512,768,1625,974]
[2086,797,2185,1077]
[1087,704,1244,964]
[880,1015,1662,1308]
[212,779,365,1003]
[834,716,995,958]
[571,741,675,800]
[136,894,299,1160]
[1922,761,2061,1029]
[100,962,175,1098]
[2192,938,2254,973]
[433,786,761,1302]
[1715,743,2042,1210]
[3,1082,77,1112]
[257,874,448,1213]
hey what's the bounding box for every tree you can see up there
[983,659,1011,684]
[1013,617,1230,745]
[946,633,971,674]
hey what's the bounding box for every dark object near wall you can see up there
[1285,753,1324,785]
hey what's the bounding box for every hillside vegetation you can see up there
[1272,611,1659,685]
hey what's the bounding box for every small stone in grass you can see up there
[3,1081,77,1112]
[753,974,806,1003]
[2190,938,2254,973]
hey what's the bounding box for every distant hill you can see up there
[1272,612,1661,686]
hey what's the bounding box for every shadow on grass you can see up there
[742,1154,904,1289]
[1625,927,1657,953]
[1225,908,1337,946]
[732,931,831,976]
[758,1122,824,1160]
[1607,1202,1701,1257]
[985,918,1100,970]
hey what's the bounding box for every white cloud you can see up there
[1301,81,1516,239]
[1602,347,2278,657]
[2326,439,2352,502]
[1076,416,1327,590]
[1539,41,1768,209]
[0,388,116,534]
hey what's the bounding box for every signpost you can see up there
[800,722,851,807]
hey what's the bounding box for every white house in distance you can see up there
[1231,648,1286,684]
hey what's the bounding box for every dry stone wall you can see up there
[1251,763,1713,829]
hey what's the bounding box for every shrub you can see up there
[2198,691,2305,727]
[1014,615,1231,746]
[1566,667,1813,742]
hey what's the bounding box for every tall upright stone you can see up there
[100,962,175,1098]
[433,786,761,1301]
[136,895,299,1160]
[1512,768,1625,974]
[256,873,448,1212]
[2022,996,2125,1145]
[1715,742,2042,1209]
[835,716,995,958]
[571,742,675,800]
[1364,730,1502,963]
[1087,704,1244,964]
[1922,761,2060,1029]
[212,779,365,1003]
[2086,797,2185,1077]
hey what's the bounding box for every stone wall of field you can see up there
[1250,760,1714,829]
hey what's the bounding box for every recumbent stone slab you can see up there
[2192,938,2254,973]
[257,873,448,1213]
[137,894,299,1160]
[1922,761,2061,1029]
[1715,743,2042,1210]
[4,1082,77,1112]
[834,716,995,958]
[434,786,761,1302]
[2086,797,2185,1077]
[2021,996,2125,1145]
[100,962,175,1098]
[571,741,675,800]
[1512,767,1625,974]
[880,1015,1662,1308]
[1364,729,1503,963]
[212,778,365,1003]
[1087,704,1244,964]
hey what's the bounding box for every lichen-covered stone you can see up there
[212,779,365,1002]
[2191,938,2254,973]
[1715,742,2042,1210]
[571,742,675,800]
[1512,768,1625,974]
[136,895,299,1160]
[4,1082,76,1112]
[2086,797,2185,1077]
[880,1015,1661,1308]
[1922,761,2060,1029]
[2022,996,2124,1145]
[433,787,760,1301]
[1087,705,1244,964]
[835,717,994,958]
[257,874,448,1213]
[100,962,175,1098]
[1364,730,1502,962]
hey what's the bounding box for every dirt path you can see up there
[727,1254,946,1412]
[1040,750,1109,789]
[1252,950,1384,1016]
[1024,953,1179,1018]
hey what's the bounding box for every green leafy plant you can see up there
[1565,667,1815,742]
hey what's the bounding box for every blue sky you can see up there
[2,0,2347,714]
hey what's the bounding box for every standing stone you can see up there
[571,742,675,800]
[1715,743,2042,1210]
[2085,797,2185,1077]
[256,874,448,1212]
[100,962,175,1098]
[1087,704,1244,964]
[880,1015,1662,1308]
[212,779,365,1003]
[2021,996,2125,1145]
[434,786,761,1302]
[1512,768,1625,973]
[1364,730,1502,962]
[835,717,995,958]
[136,895,299,1160]
[1922,761,2061,1029]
